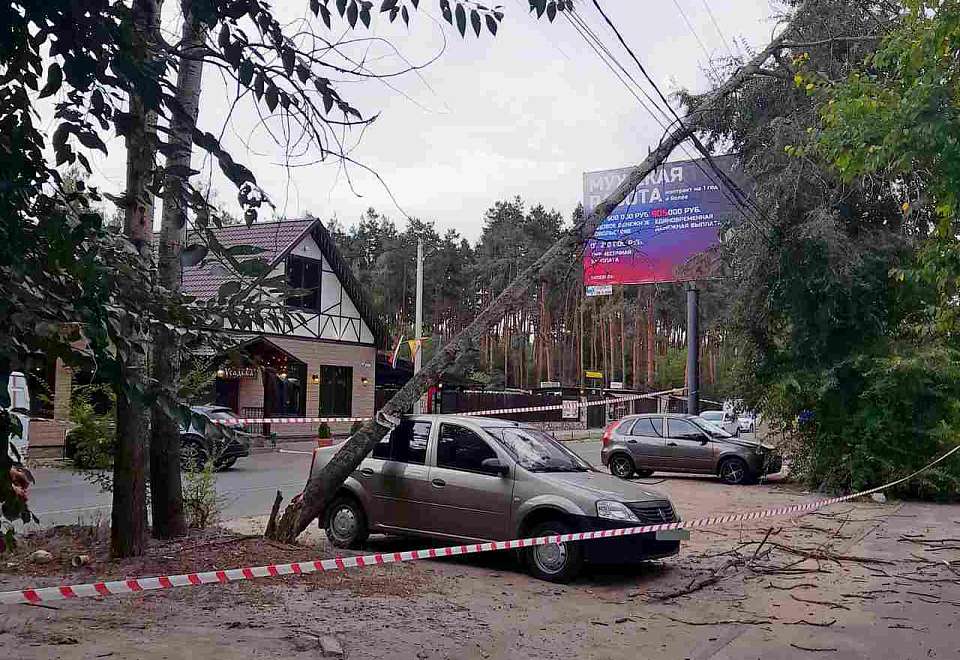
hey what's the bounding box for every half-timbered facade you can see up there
[183,218,384,438]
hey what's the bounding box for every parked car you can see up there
[180,405,252,471]
[696,409,739,435]
[314,414,685,583]
[737,412,760,434]
[600,413,782,485]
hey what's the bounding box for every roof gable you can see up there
[179,218,385,348]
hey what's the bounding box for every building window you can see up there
[319,365,352,417]
[287,255,321,312]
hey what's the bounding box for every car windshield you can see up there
[203,410,237,421]
[483,426,591,472]
[693,418,733,439]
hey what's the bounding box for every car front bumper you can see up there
[570,516,684,564]
[219,434,252,460]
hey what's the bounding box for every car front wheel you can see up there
[524,520,584,583]
[324,496,369,549]
[719,457,752,485]
[609,454,635,479]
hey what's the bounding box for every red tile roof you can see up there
[181,219,317,300]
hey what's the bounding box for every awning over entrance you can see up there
[214,337,307,424]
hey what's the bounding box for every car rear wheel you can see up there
[719,457,751,485]
[609,454,635,479]
[324,496,369,549]
[524,520,584,583]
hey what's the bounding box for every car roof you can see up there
[406,414,528,427]
[621,413,696,420]
[191,405,234,414]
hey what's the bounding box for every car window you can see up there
[700,411,721,421]
[630,417,662,436]
[667,418,705,440]
[437,424,497,473]
[372,419,431,464]
[204,410,237,421]
[484,426,590,472]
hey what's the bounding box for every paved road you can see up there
[26,443,318,528]
[25,435,759,529]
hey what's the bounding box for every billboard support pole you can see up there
[686,282,700,416]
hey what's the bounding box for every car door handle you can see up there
[627,439,638,444]
[431,478,446,488]
[359,468,375,477]
[667,442,678,447]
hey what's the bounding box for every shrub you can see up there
[790,344,960,500]
[66,384,116,470]
[181,448,225,529]
[350,420,363,436]
[317,422,332,438]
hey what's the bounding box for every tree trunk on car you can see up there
[150,4,206,540]
[265,32,793,542]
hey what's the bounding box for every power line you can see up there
[670,0,722,78]
[700,0,737,60]
[588,0,775,232]
[567,3,770,234]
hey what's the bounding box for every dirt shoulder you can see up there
[1,479,958,659]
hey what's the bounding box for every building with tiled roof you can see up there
[195,218,384,438]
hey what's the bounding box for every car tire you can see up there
[216,457,237,471]
[180,435,209,471]
[719,457,752,485]
[635,468,655,478]
[524,520,584,584]
[608,453,635,479]
[324,496,369,549]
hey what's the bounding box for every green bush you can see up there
[66,384,116,470]
[791,344,960,500]
[181,449,224,529]
[317,421,332,438]
[350,420,363,436]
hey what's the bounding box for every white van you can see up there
[6,372,30,460]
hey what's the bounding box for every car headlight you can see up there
[596,500,640,522]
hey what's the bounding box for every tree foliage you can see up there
[681,0,960,498]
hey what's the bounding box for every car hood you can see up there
[721,437,776,451]
[534,470,671,503]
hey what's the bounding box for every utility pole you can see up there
[414,238,424,414]
[686,282,700,415]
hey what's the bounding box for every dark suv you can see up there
[600,413,782,485]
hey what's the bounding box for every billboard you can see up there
[582,155,738,286]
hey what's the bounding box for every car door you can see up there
[664,418,715,472]
[421,422,514,541]
[626,416,671,469]
[358,419,435,532]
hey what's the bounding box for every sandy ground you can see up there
[1,474,959,659]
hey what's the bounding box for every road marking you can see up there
[278,449,316,455]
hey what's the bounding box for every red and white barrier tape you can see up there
[2,443,956,606]
[217,388,684,426]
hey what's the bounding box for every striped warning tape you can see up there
[216,388,684,426]
[2,443,956,606]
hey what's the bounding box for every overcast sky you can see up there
[77,0,782,242]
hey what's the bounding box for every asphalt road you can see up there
[26,442,319,528]
[24,435,749,529]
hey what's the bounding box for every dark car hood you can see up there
[535,470,671,503]
[719,437,776,451]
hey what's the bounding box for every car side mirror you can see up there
[699,434,710,445]
[481,457,509,477]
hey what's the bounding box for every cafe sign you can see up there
[218,366,258,379]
